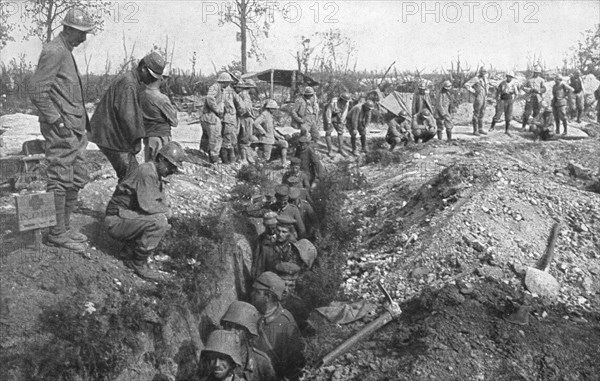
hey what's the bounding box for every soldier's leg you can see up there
[263,144,273,161]
[504,100,513,135]
[559,106,568,134]
[324,123,333,155]
[348,126,358,155]
[522,100,532,129]
[309,119,320,144]
[436,119,444,139]
[208,120,223,163]
[65,132,90,243]
[275,140,289,165]
[445,119,453,141]
[553,106,561,134]
[568,94,577,119]
[576,92,584,123]
[358,126,368,152]
[491,100,504,131]
[200,121,210,153]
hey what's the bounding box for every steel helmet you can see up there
[533,65,542,74]
[506,71,516,78]
[221,301,260,336]
[418,81,428,90]
[340,92,351,102]
[421,109,431,116]
[399,110,409,118]
[61,8,94,32]
[364,100,375,109]
[442,80,452,89]
[244,79,257,88]
[157,141,186,168]
[265,99,279,109]
[479,67,488,74]
[303,86,315,96]
[217,72,233,83]
[252,271,285,300]
[201,330,243,367]
[233,79,246,88]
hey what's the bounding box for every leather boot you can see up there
[228,148,236,164]
[446,130,452,141]
[489,120,496,131]
[478,119,487,135]
[65,189,86,242]
[350,136,358,156]
[124,248,163,282]
[45,191,86,252]
[210,153,222,164]
[505,121,512,137]
[472,119,480,136]
[437,131,443,140]
[563,121,568,135]
[280,148,288,166]
[576,110,581,123]
[325,136,333,157]
[360,135,368,153]
[239,147,248,165]
[555,122,560,135]
[220,148,229,164]
[337,135,347,157]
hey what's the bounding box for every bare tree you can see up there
[570,24,600,76]
[0,0,16,48]
[22,0,112,43]
[219,0,279,73]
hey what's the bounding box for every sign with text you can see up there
[15,192,56,232]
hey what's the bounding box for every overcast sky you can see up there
[2,0,599,75]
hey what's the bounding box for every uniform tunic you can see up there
[346,103,371,137]
[464,75,490,123]
[323,98,349,134]
[291,96,320,141]
[434,90,454,132]
[294,146,323,185]
[140,85,178,161]
[200,82,224,157]
[522,76,546,122]
[411,112,437,141]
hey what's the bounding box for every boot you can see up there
[478,119,487,135]
[472,119,480,136]
[337,135,347,157]
[350,136,358,156]
[446,130,452,141]
[239,147,249,165]
[210,153,222,164]
[505,305,532,326]
[228,148,236,164]
[325,136,333,157]
[505,121,512,137]
[45,191,86,253]
[555,122,560,135]
[360,135,368,153]
[280,148,288,167]
[489,120,496,131]
[563,121,568,135]
[437,131,443,140]
[124,249,163,282]
[576,110,581,124]
[220,148,229,164]
[65,189,86,242]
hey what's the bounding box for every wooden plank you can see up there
[15,192,56,232]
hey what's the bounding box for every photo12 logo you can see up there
[401,1,540,23]
[201,1,340,24]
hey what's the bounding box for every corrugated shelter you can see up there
[242,69,319,98]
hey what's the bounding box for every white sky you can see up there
[2,0,599,74]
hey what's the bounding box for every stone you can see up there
[567,162,592,180]
[477,265,504,282]
[411,266,430,279]
[463,234,486,252]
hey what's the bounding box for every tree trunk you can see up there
[45,2,54,43]
[240,0,247,73]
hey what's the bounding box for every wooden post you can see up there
[270,69,274,99]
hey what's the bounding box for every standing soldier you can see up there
[490,71,520,136]
[253,100,289,166]
[236,79,257,165]
[291,86,320,143]
[274,262,310,331]
[90,52,165,181]
[269,186,305,239]
[221,76,239,164]
[412,81,433,116]
[464,67,490,136]
[29,8,94,252]
[220,301,277,381]
[251,272,305,380]
[552,75,574,135]
[411,109,437,143]
[105,142,185,281]
[569,69,585,123]
[521,65,546,130]
[288,187,319,241]
[434,80,454,141]
[140,74,178,162]
[346,100,374,154]
[201,72,232,164]
[294,136,324,187]
[385,110,412,151]
[323,92,351,157]
[199,330,244,381]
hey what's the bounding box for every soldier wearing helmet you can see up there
[569,69,584,123]
[105,141,186,281]
[222,74,243,165]
[323,92,352,157]
[200,72,232,163]
[90,51,166,180]
[294,135,323,188]
[346,99,374,154]
[29,7,95,253]
[530,101,555,141]
[552,75,574,135]
[291,86,320,144]
[434,80,455,141]
[490,71,521,136]
[274,262,310,332]
[521,65,546,130]
[253,99,289,166]
[411,108,437,143]
[412,81,433,116]
[200,330,244,381]
[464,66,491,136]
[220,302,276,381]
[384,109,413,151]
[250,272,305,380]
[234,80,257,165]
[269,185,305,238]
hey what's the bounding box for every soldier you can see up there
[288,187,319,241]
[201,72,232,164]
[569,69,585,123]
[105,142,185,281]
[269,186,305,239]
[552,75,574,135]
[294,136,323,188]
[140,73,178,162]
[530,101,555,142]
[385,110,412,151]
[220,301,277,381]
[253,100,289,166]
[346,100,374,154]
[291,86,320,143]
[411,109,437,143]
[323,92,351,157]
[282,157,311,192]
[222,76,240,164]
[490,71,520,136]
[274,262,310,332]
[252,215,304,278]
[521,65,546,130]
[236,80,257,165]
[412,81,433,115]
[251,272,305,380]
[464,67,490,136]
[90,52,165,181]
[29,8,95,252]
[434,80,454,141]
[199,330,244,381]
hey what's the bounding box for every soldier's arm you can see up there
[253,114,267,135]
[29,46,65,124]
[291,99,304,124]
[158,94,179,127]
[206,85,223,115]
[294,208,306,238]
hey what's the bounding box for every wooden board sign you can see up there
[15,192,56,232]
